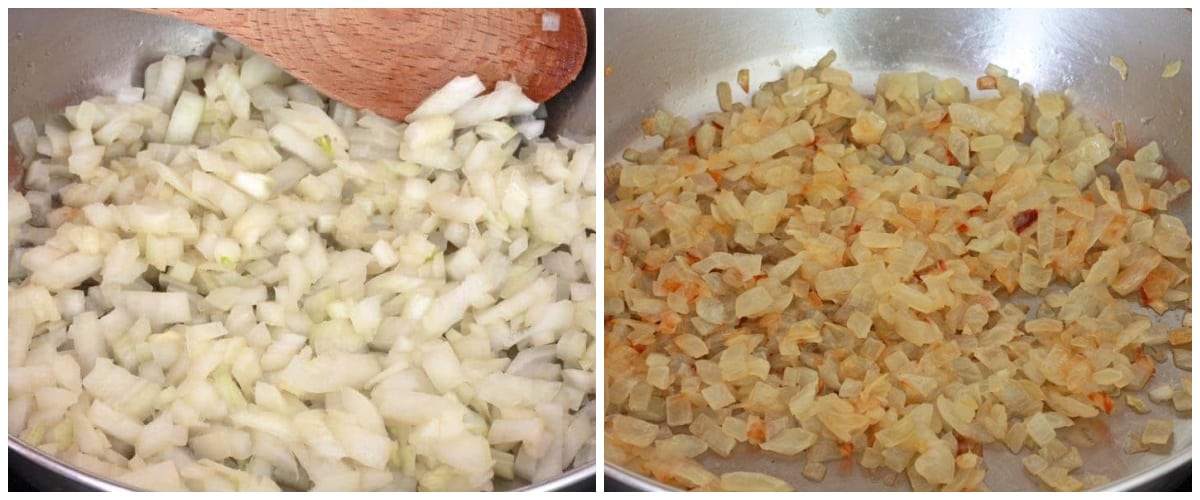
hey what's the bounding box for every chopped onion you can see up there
[605,51,1189,492]
[9,37,594,492]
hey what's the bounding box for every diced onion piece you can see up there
[1141,419,1173,445]
[165,91,206,144]
[541,12,561,32]
[406,75,485,121]
[1110,56,1129,80]
[719,471,793,492]
[760,427,818,455]
[914,443,955,485]
[118,460,186,491]
[611,415,658,447]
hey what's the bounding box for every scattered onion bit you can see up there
[1161,59,1182,79]
[1112,120,1127,151]
[1141,419,1173,446]
[1110,56,1129,80]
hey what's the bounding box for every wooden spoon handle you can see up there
[149,8,586,117]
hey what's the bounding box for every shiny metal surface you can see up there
[604,8,1190,492]
[8,7,596,492]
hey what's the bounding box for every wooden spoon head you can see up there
[148,8,587,121]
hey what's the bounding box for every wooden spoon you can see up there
[147,8,587,120]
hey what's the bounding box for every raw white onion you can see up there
[9,37,595,492]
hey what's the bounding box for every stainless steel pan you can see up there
[7,7,596,492]
[604,8,1190,492]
